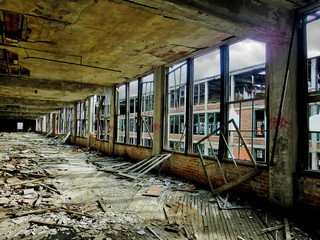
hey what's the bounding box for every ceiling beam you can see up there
[110,0,294,43]
[0,97,73,109]
[0,107,52,114]
[0,75,112,96]
[0,116,39,120]
[0,112,44,119]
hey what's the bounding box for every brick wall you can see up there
[70,136,320,211]
[108,142,270,199]
[297,176,320,210]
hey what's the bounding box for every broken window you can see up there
[193,143,204,154]
[141,74,154,147]
[93,95,110,141]
[169,115,184,134]
[306,12,320,170]
[228,39,266,162]
[254,148,265,162]
[193,114,205,135]
[76,100,88,138]
[166,62,187,152]
[208,147,218,157]
[208,112,220,135]
[254,109,265,137]
[65,108,74,136]
[194,83,205,106]
[129,80,138,145]
[193,50,221,156]
[117,85,126,143]
[169,141,184,152]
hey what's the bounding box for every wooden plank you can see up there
[97,199,108,212]
[65,210,94,218]
[262,225,284,233]
[142,185,166,197]
[146,225,163,240]
[206,199,219,240]
[30,219,73,228]
[235,209,258,240]
[201,198,211,240]
[284,217,291,240]
[220,204,238,239]
[184,193,195,238]
[153,190,169,221]
[40,183,61,194]
[249,210,274,240]
[164,207,174,225]
[33,194,42,207]
[212,202,232,239]
[212,170,258,196]
[14,206,61,217]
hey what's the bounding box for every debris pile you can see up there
[0,133,316,240]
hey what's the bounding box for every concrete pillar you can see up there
[267,29,298,208]
[109,86,117,155]
[152,66,166,156]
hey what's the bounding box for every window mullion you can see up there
[185,58,194,154]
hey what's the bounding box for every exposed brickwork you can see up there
[75,137,87,147]
[74,137,320,211]
[298,177,320,210]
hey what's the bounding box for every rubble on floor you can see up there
[0,132,317,240]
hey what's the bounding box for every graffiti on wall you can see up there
[270,117,292,134]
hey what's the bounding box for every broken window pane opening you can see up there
[306,15,320,170]
[141,74,154,146]
[166,63,187,152]
[117,85,126,143]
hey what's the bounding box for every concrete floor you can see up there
[0,133,317,240]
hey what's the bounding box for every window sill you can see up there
[162,149,268,169]
[301,169,320,178]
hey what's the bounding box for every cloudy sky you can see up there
[307,18,320,58]
[194,39,266,81]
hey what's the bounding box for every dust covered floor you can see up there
[0,132,316,240]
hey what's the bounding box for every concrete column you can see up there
[109,86,117,155]
[152,66,166,156]
[267,29,298,208]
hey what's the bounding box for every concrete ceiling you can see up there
[0,0,318,119]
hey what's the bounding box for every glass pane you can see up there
[307,17,320,59]
[166,62,187,152]
[307,16,320,93]
[117,85,126,143]
[141,74,154,147]
[193,50,221,156]
[309,132,320,170]
[309,102,320,131]
[309,102,320,170]
[129,81,138,144]
[253,100,266,162]
[229,39,266,101]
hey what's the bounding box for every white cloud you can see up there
[307,18,320,59]
[193,39,266,81]
[194,50,220,80]
[229,39,266,71]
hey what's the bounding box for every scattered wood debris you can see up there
[0,133,315,240]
